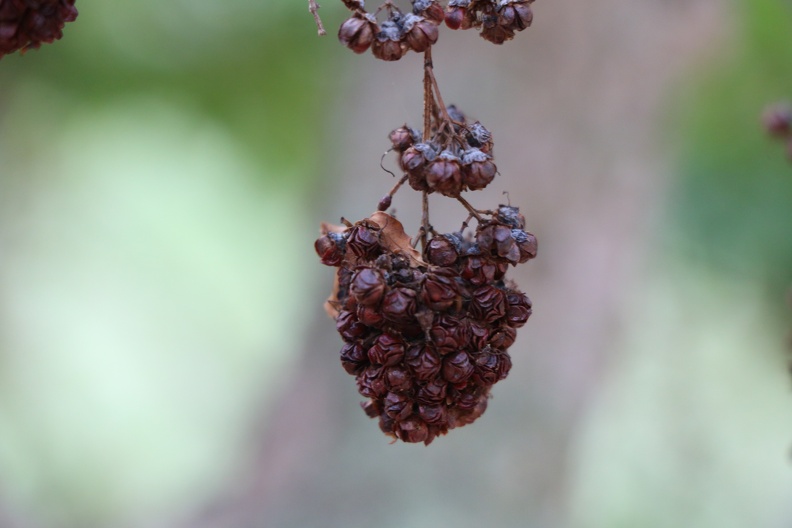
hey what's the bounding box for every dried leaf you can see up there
[324,272,341,319]
[320,222,347,235]
[367,211,428,267]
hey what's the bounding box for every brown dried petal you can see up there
[367,212,428,267]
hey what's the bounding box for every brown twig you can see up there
[456,195,494,222]
[308,0,327,36]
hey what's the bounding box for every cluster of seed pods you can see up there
[315,205,536,444]
[0,0,78,58]
[337,0,537,60]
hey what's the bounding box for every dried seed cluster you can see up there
[315,209,535,444]
[390,105,496,197]
[0,0,78,58]
[763,102,792,162]
[338,0,536,59]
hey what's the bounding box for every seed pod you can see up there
[454,394,488,426]
[488,325,516,349]
[417,378,448,404]
[414,0,445,24]
[477,224,519,263]
[467,319,490,349]
[495,350,512,381]
[422,271,459,311]
[466,121,493,152]
[382,287,418,325]
[338,13,377,54]
[383,391,413,421]
[397,416,430,443]
[350,267,386,306]
[425,235,460,266]
[472,348,500,385]
[505,291,532,328]
[367,333,406,366]
[389,125,419,152]
[426,151,463,197]
[386,366,413,393]
[336,310,370,342]
[402,14,438,53]
[340,342,369,375]
[442,351,474,384]
[470,284,507,324]
[0,0,78,58]
[459,255,497,286]
[347,223,381,260]
[357,365,388,398]
[361,399,380,418]
[372,20,405,61]
[462,148,497,191]
[418,403,448,425]
[357,304,385,327]
[430,314,470,355]
[496,205,525,229]
[405,344,442,381]
[314,232,347,266]
[512,229,538,262]
[445,6,465,29]
[498,1,533,31]
[480,22,515,44]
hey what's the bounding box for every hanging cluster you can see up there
[390,106,496,197]
[315,207,535,444]
[337,0,537,59]
[763,102,792,162]
[0,0,78,58]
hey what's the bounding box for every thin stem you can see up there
[423,48,433,142]
[308,0,326,36]
[456,195,494,222]
[421,191,430,250]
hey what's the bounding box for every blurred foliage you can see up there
[670,0,792,297]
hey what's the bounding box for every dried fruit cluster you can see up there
[315,206,535,444]
[391,107,496,197]
[763,102,792,162]
[310,0,538,443]
[0,0,78,58]
[338,0,536,60]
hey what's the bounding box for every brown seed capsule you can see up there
[397,417,430,443]
[418,403,448,425]
[495,350,512,381]
[340,342,369,375]
[422,271,459,312]
[505,292,532,328]
[382,287,418,325]
[386,366,413,393]
[425,235,460,266]
[338,14,376,54]
[389,125,418,152]
[512,229,538,262]
[347,223,381,260]
[336,310,369,343]
[497,205,525,229]
[314,233,346,266]
[459,256,497,286]
[430,315,471,355]
[445,6,465,29]
[443,351,474,384]
[357,365,389,398]
[383,391,413,421]
[417,378,448,404]
[372,39,406,61]
[425,152,463,197]
[403,14,439,53]
[467,319,490,349]
[488,325,516,349]
[405,344,442,381]
[361,399,380,418]
[462,148,497,191]
[499,1,533,31]
[367,333,406,366]
[480,22,515,44]
[414,0,446,25]
[471,348,500,385]
[357,304,385,327]
[470,285,507,324]
[350,267,386,306]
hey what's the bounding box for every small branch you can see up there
[421,191,430,250]
[423,49,434,141]
[308,0,327,36]
[456,195,494,222]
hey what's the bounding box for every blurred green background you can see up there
[0,1,791,527]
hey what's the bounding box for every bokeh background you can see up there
[1,0,792,527]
